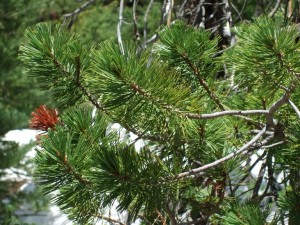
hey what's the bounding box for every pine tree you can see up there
[20,1,300,225]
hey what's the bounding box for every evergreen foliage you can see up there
[19,1,300,225]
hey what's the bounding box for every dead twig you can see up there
[63,0,96,29]
[117,0,125,55]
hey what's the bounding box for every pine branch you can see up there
[178,51,225,110]
[55,149,91,186]
[49,51,72,79]
[74,55,109,114]
[75,53,164,143]
[22,17,300,225]
[175,126,267,179]
[90,40,205,141]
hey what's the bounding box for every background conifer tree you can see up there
[19,1,300,224]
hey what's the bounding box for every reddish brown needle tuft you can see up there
[29,105,59,131]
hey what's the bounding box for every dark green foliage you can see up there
[34,107,106,224]
[91,143,172,218]
[225,17,300,102]
[154,21,220,90]
[278,190,300,225]
[20,23,88,109]
[33,106,175,223]
[90,39,204,139]
[221,202,275,225]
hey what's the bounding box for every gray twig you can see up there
[288,99,300,119]
[143,0,154,45]
[185,109,269,119]
[269,0,283,18]
[117,0,125,55]
[175,126,267,179]
[94,214,126,225]
[133,0,141,41]
[63,0,96,29]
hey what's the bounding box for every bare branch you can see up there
[178,217,207,225]
[252,158,267,199]
[94,214,126,225]
[63,0,96,29]
[165,204,178,225]
[167,0,174,26]
[266,89,292,126]
[143,0,154,45]
[288,0,293,18]
[175,126,267,179]
[232,150,267,194]
[144,33,157,45]
[133,0,141,41]
[193,0,206,27]
[178,0,188,18]
[269,0,283,18]
[185,109,269,119]
[261,141,284,149]
[160,0,167,25]
[288,99,300,119]
[232,0,247,22]
[117,0,125,55]
[266,151,279,201]
[222,0,233,36]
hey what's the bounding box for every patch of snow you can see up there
[17,205,71,225]
[0,167,30,182]
[2,129,72,224]
[250,149,264,177]
[129,132,145,151]
[2,198,10,204]
[3,129,39,145]
[276,171,284,183]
